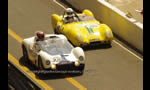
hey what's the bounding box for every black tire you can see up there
[105,43,112,48]
[22,44,29,62]
[54,29,58,34]
[38,56,44,70]
[54,28,59,34]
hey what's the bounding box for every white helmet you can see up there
[66,8,74,17]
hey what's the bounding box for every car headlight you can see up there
[105,29,111,39]
[46,60,50,65]
[51,64,56,70]
[79,56,84,61]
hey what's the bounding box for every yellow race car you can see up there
[51,9,113,47]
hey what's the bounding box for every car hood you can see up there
[52,54,78,65]
[64,20,107,41]
[64,20,100,33]
[40,50,77,65]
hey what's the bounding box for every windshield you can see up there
[78,15,96,21]
[37,38,73,55]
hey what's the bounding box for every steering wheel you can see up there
[73,12,81,21]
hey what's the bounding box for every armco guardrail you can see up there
[65,0,143,53]
[8,60,41,90]
[8,61,40,90]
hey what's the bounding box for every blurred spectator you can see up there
[135,9,143,15]
[105,0,110,2]
[125,11,133,18]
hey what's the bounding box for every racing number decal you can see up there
[81,23,99,34]
[84,26,94,33]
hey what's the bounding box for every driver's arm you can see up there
[73,13,81,21]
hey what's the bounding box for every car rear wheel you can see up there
[22,44,29,62]
[38,56,44,70]
[105,43,112,48]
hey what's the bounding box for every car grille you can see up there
[56,62,75,70]
[90,41,101,45]
[89,38,100,42]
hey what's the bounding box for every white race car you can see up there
[22,34,85,73]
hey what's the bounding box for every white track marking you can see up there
[53,0,66,9]
[53,0,143,61]
[113,40,143,61]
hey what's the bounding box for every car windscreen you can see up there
[37,38,73,55]
[78,15,96,21]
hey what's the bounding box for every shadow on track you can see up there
[82,44,112,51]
[19,44,111,80]
[19,56,83,80]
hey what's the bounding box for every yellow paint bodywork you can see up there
[51,9,113,47]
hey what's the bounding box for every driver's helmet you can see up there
[65,8,74,18]
[35,31,45,41]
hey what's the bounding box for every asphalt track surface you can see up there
[8,0,143,90]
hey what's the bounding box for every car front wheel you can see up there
[22,44,29,62]
[38,56,44,70]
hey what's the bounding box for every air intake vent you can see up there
[49,36,58,38]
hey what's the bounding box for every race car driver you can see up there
[32,31,45,52]
[63,8,79,23]
[35,31,45,42]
